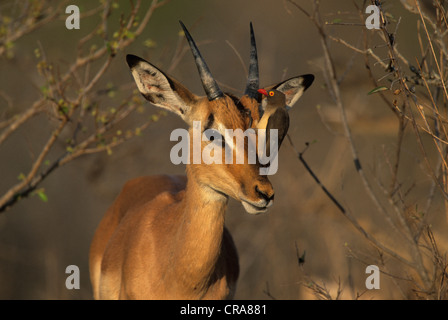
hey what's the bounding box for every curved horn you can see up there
[179,21,223,101]
[244,22,259,100]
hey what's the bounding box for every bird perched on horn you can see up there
[257,88,289,159]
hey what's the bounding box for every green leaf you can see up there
[143,39,157,48]
[35,189,48,203]
[367,86,388,95]
[40,85,49,97]
[124,30,135,40]
[60,106,69,115]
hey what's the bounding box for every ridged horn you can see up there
[244,22,259,100]
[179,21,224,101]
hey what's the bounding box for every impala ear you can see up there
[262,74,314,110]
[126,54,198,122]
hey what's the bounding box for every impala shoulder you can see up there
[153,188,186,207]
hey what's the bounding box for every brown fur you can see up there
[89,83,274,299]
[89,49,309,299]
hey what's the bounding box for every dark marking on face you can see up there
[204,113,214,131]
[226,93,244,111]
[225,92,254,127]
[240,182,247,195]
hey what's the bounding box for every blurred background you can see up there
[0,0,447,299]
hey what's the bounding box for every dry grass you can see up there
[284,0,448,299]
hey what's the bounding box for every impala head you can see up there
[127,21,313,214]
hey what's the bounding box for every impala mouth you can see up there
[241,199,272,215]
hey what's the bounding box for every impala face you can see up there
[127,21,314,214]
[169,121,279,174]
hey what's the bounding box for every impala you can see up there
[89,21,314,300]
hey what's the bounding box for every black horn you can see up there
[179,21,223,101]
[244,22,259,100]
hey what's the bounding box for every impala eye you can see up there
[204,129,225,147]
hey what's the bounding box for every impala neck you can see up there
[172,166,229,296]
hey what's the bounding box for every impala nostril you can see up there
[255,185,274,202]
